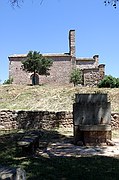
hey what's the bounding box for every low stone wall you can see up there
[0,110,73,130]
[0,110,119,130]
[111,112,119,130]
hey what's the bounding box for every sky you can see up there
[0,0,119,83]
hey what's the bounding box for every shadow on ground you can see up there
[0,129,119,180]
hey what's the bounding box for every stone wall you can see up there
[9,56,72,85]
[0,111,73,130]
[83,68,102,87]
[111,112,119,130]
[9,56,104,86]
[9,57,30,85]
[76,59,96,69]
[39,57,72,85]
[0,110,119,131]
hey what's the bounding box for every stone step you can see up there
[0,166,26,180]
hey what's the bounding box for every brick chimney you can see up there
[69,30,76,57]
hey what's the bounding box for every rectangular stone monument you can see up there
[73,94,111,145]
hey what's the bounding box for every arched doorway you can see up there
[30,74,39,85]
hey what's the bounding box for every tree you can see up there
[115,78,119,87]
[9,0,23,6]
[9,0,43,6]
[104,0,119,8]
[98,75,119,88]
[3,78,13,85]
[70,68,82,87]
[9,0,119,8]
[22,51,53,85]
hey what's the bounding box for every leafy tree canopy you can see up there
[3,78,13,85]
[9,0,43,6]
[104,0,119,8]
[98,75,119,88]
[9,0,119,8]
[22,51,53,85]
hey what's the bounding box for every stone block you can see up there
[75,94,108,103]
[0,166,26,180]
[83,131,111,145]
[73,102,111,125]
[79,125,111,131]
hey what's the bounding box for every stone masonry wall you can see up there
[0,110,118,131]
[0,111,73,130]
[39,57,72,84]
[83,69,102,87]
[9,59,31,85]
[9,56,72,85]
[9,57,104,86]
[76,60,96,70]
[111,112,119,130]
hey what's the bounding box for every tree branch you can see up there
[104,0,119,8]
[9,0,44,6]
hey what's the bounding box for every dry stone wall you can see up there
[111,112,119,130]
[0,110,118,131]
[0,111,73,130]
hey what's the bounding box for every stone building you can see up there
[8,30,105,86]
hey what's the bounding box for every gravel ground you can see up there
[36,136,119,158]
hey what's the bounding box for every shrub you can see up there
[98,75,119,88]
[70,68,82,86]
[116,78,119,88]
[3,78,13,85]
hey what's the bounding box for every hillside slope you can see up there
[0,84,119,112]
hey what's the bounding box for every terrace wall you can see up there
[0,110,118,130]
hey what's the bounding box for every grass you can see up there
[112,130,119,139]
[0,130,119,179]
[0,84,119,112]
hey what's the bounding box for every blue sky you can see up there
[0,0,119,83]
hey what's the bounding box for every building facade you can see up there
[8,30,105,86]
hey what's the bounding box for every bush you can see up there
[70,68,82,86]
[98,75,119,88]
[116,78,119,87]
[3,78,13,85]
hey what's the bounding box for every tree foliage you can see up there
[70,68,82,87]
[9,0,119,8]
[9,0,23,6]
[104,0,119,8]
[3,78,13,85]
[22,51,53,85]
[9,0,44,6]
[98,75,119,88]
